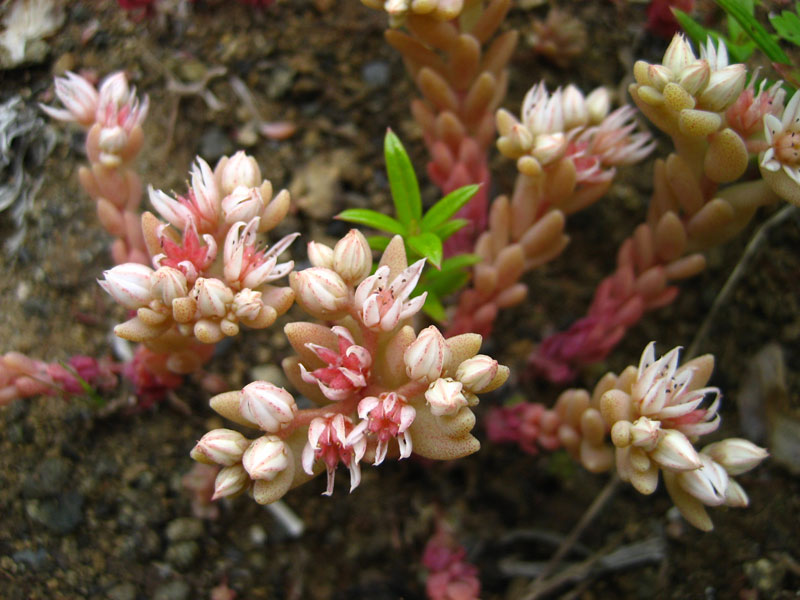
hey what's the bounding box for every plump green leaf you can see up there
[408,232,443,269]
[337,209,406,235]
[431,218,469,241]
[421,184,480,231]
[384,130,422,226]
[717,0,791,64]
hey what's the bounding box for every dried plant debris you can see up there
[0,0,64,69]
[0,96,56,254]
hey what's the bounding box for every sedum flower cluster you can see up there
[100,151,297,374]
[191,232,508,503]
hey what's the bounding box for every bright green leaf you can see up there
[770,9,800,46]
[337,208,406,235]
[421,291,446,322]
[367,235,391,252]
[421,184,480,231]
[431,218,469,241]
[408,232,443,269]
[717,0,791,64]
[440,253,481,272]
[423,269,471,296]
[673,10,714,48]
[384,130,422,226]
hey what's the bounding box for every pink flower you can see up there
[95,72,149,132]
[301,414,367,495]
[354,259,427,331]
[148,158,220,233]
[223,218,298,290]
[299,326,371,401]
[153,221,217,284]
[350,392,416,465]
[40,72,100,126]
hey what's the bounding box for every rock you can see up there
[23,457,72,498]
[362,61,391,88]
[26,491,83,534]
[199,128,234,162]
[107,582,137,600]
[166,517,204,542]
[165,541,199,570]
[11,548,49,571]
[153,580,191,600]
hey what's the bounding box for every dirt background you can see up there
[1,0,799,598]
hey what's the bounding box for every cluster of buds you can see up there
[525,7,588,69]
[191,233,508,503]
[42,71,151,264]
[496,343,767,531]
[99,151,296,374]
[530,35,788,380]
[422,522,481,600]
[497,82,654,184]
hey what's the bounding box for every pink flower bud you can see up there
[191,278,234,318]
[629,416,660,450]
[241,435,289,480]
[291,268,350,317]
[99,263,154,309]
[662,34,696,75]
[240,381,297,432]
[698,64,746,112]
[561,85,589,130]
[150,266,188,305]
[40,72,99,126]
[650,429,702,472]
[219,151,262,196]
[404,326,448,382]
[307,241,334,269]
[221,186,266,225]
[191,428,250,466]
[455,354,498,393]
[189,157,221,226]
[212,464,250,500]
[425,378,467,417]
[333,230,372,285]
[702,438,768,476]
[677,454,729,506]
[233,289,263,321]
[586,87,611,123]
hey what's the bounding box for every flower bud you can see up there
[221,186,266,225]
[404,325,448,382]
[333,230,372,285]
[240,381,298,432]
[702,438,768,476]
[220,151,262,196]
[629,416,660,450]
[455,354,498,393]
[678,59,710,96]
[44,72,100,126]
[698,64,746,112]
[561,85,588,130]
[99,263,154,309]
[233,289,263,321]
[425,377,467,417]
[662,34,696,75]
[191,277,234,318]
[242,435,289,480]
[98,125,128,156]
[150,266,188,305]
[677,454,728,506]
[212,464,250,500]
[651,429,702,471]
[532,132,566,165]
[307,241,334,269]
[290,268,350,316]
[586,87,611,123]
[191,428,250,466]
[646,64,673,92]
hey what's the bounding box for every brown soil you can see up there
[1,1,799,599]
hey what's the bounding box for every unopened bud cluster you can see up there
[192,234,509,503]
